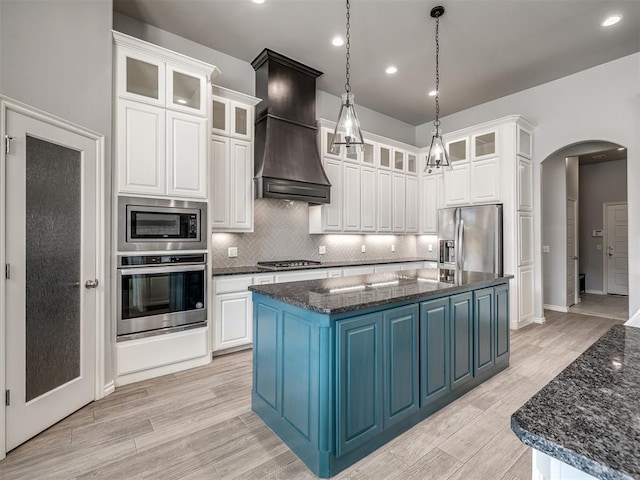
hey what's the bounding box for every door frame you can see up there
[0,96,107,459]
[603,201,628,295]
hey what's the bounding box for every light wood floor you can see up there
[0,311,622,480]
[569,293,628,321]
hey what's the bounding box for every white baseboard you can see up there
[533,316,546,324]
[103,380,115,398]
[625,308,640,327]
[544,304,569,313]
[585,289,605,295]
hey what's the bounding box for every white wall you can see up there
[416,53,640,319]
[580,159,627,293]
[113,13,416,145]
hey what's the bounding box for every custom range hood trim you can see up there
[252,49,331,205]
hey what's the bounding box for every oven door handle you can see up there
[119,265,206,276]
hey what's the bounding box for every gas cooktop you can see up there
[257,260,322,270]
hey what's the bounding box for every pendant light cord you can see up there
[434,12,440,128]
[345,0,351,93]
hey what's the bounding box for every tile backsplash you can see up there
[212,198,438,268]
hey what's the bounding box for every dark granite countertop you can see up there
[248,268,511,315]
[511,325,640,480]
[212,257,437,277]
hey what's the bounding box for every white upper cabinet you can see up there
[310,119,420,234]
[443,163,471,206]
[211,86,256,140]
[446,137,469,163]
[117,100,166,196]
[114,32,219,199]
[472,130,498,160]
[517,125,533,159]
[210,86,260,232]
[470,157,500,204]
[117,48,165,107]
[167,65,207,116]
[166,111,207,198]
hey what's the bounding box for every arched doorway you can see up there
[540,140,628,320]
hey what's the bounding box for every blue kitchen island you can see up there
[249,268,512,478]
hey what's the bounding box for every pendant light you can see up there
[330,0,365,155]
[425,5,450,174]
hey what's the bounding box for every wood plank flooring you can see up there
[0,311,622,480]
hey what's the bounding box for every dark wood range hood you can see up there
[251,49,331,205]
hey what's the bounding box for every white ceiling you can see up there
[113,0,640,125]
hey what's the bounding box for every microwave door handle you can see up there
[119,265,206,276]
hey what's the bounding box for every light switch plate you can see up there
[542,245,550,253]
[428,244,433,252]
[361,245,366,253]
[228,247,238,258]
[319,245,326,255]
[391,244,396,252]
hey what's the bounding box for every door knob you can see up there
[85,279,99,289]
[608,252,614,257]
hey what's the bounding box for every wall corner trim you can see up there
[624,309,640,327]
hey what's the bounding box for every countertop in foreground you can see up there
[248,268,511,314]
[511,325,640,480]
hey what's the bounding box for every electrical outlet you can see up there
[319,245,326,255]
[228,247,238,258]
[361,244,366,253]
[428,244,433,252]
[391,244,396,252]
[542,245,550,253]
[596,244,602,251]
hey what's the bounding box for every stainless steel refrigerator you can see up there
[438,204,503,275]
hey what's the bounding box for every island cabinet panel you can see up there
[282,311,317,441]
[451,292,474,389]
[495,283,510,362]
[420,298,451,406]
[474,287,495,376]
[254,302,279,410]
[383,305,419,428]
[336,313,384,457]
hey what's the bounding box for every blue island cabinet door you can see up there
[495,283,510,363]
[420,298,450,407]
[474,287,495,376]
[450,292,473,389]
[383,305,419,428]
[336,313,383,457]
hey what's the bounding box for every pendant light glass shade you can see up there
[424,6,451,174]
[330,92,365,154]
[331,0,365,155]
[425,127,450,174]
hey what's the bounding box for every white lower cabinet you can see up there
[275,269,329,283]
[518,265,535,325]
[374,264,400,273]
[342,266,376,276]
[214,291,252,351]
[400,262,424,270]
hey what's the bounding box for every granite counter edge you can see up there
[249,276,512,315]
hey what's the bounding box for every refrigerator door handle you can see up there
[458,219,465,271]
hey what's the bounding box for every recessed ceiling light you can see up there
[428,90,438,97]
[385,66,398,75]
[602,14,622,27]
[252,0,267,4]
[331,36,344,47]
[618,147,625,151]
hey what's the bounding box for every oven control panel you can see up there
[119,253,206,267]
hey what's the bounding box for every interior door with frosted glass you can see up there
[4,108,97,450]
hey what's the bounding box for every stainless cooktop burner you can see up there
[257,260,322,270]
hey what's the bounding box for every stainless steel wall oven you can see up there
[117,253,207,340]
[118,196,207,252]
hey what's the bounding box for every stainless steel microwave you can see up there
[118,196,207,252]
